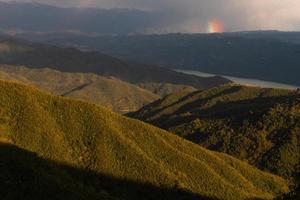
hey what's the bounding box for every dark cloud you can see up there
[2,0,300,32]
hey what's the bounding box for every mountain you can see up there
[0,64,161,113]
[0,80,290,199]
[0,38,230,90]
[230,31,300,45]
[35,33,300,86]
[130,85,300,189]
[0,2,160,35]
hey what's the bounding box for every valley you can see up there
[35,33,300,86]
[176,69,300,90]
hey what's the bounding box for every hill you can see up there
[0,64,160,113]
[138,82,197,97]
[130,85,300,189]
[0,38,230,90]
[0,80,289,199]
[43,33,300,86]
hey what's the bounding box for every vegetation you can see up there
[0,64,160,113]
[131,85,300,194]
[0,80,290,199]
[138,82,196,97]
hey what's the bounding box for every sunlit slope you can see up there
[131,85,300,184]
[0,65,159,113]
[0,81,289,200]
[138,82,197,97]
[132,84,293,124]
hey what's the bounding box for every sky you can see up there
[2,0,300,33]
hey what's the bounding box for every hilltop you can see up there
[0,64,160,113]
[0,80,289,199]
[131,85,300,189]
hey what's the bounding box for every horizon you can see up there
[1,0,299,33]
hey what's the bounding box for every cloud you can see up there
[2,0,300,32]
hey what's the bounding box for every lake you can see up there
[176,69,299,90]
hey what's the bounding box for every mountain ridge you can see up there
[0,64,161,113]
[0,37,230,90]
[41,33,300,86]
[130,85,300,190]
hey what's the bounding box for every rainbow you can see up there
[207,20,224,33]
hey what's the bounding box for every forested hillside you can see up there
[0,81,289,200]
[131,85,300,190]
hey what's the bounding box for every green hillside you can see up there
[131,85,300,189]
[138,82,196,97]
[0,80,289,200]
[0,65,160,113]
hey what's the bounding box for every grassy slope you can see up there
[138,82,197,97]
[131,85,300,186]
[0,80,289,200]
[0,65,160,113]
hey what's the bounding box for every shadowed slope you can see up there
[0,143,117,200]
[0,81,289,199]
[0,143,210,200]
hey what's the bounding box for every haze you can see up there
[2,0,300,33]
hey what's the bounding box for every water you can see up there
[176,69,299,90]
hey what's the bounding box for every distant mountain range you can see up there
[23,32,300,86]
[0,2,161,35]
[1,2,300,87]
[230,30,300,45]
[130,85,300,188]
[0,80,290,199]
[0,37,230,90]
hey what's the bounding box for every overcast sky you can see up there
[2,0,300,32]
